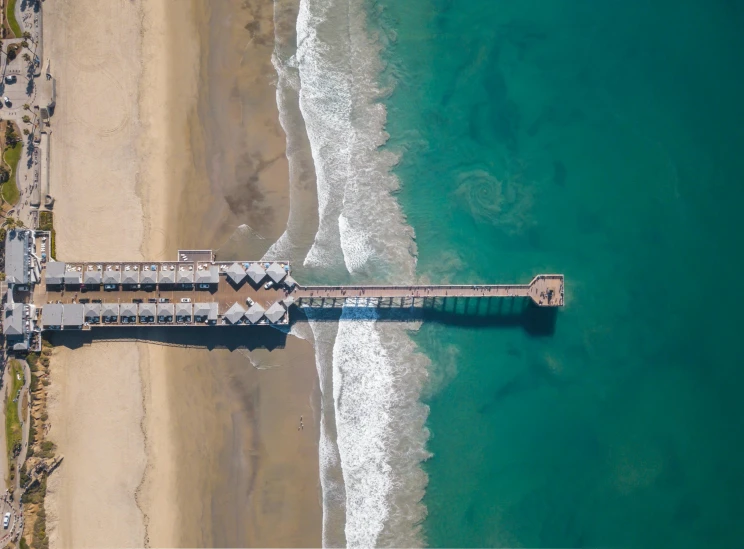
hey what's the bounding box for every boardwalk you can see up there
[292,275,564,307]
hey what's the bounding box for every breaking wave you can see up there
[290,0,432,545]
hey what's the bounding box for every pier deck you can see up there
[294,275,564,307]
[2,234,565,349]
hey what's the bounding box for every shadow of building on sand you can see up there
[49,297,559,350]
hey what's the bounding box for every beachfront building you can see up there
[265,302,287,324]
[157,303,174,323]
[84,303,101,324]
[102,304,119,323]
[176,303,192,323]
[5,230,41,286]
[224,303,245,324]
[120,304,137,324]
[64,268,82,286]
[3,303,36,351]
[103,268,121,287]
[266,262,287,284]
[3,230,42,350]
[194,302,218,324]
[141,267,158,286]
[177,267,194,286]
[245,303,265,324]
[226,262,247,285]
[195,265,219,288]
[138,303,156,323]
[63,304,84,329]
[41,303,63,330]
[159,265,176,284]
[45,261,65,286]
[122,268,140,287]
[83,268,102,287]
[246,263,266,285]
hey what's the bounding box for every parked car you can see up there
[3,97,11,107]
[264,281,273,289]
[5,75,16,84]
[180,298,191,303]
[158,298,169,303]
[3,512,10,529]
[198,284,210,289]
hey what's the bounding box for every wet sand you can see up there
[147,1,322,545]
[44,0,322,546]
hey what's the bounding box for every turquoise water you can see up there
[376,0,744,546]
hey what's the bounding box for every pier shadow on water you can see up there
[48,297,557,350]
[293,296,558,337]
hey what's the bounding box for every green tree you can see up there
[22,115,31,124]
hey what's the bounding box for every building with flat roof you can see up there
[5,229,37,285]
[42,303,63,329]
[45,261,66,286]
[63,304,85,328]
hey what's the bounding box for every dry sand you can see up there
[43,0,149,547]
[43,0,322,547]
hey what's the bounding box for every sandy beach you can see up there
[43,0,321,547]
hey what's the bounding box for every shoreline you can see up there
[42,0,323,547]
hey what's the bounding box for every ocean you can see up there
[280,0,744,546]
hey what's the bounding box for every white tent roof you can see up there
[266,263,287,283]
[245,302,265,324]
[226,262,247,284]
[265,301,286,323]
[246,263,266,284]
[224,302,245,324]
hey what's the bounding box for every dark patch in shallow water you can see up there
[553,160,567,187]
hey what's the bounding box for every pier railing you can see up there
[291,275,564,307]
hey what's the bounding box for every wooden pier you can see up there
[2,234,565,350]
[291,275,564,307]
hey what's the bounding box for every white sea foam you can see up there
[293,0,431,545]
